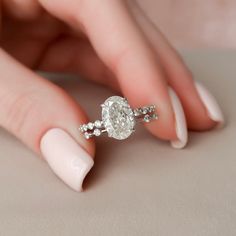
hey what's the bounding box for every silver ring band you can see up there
[79,96,158,140]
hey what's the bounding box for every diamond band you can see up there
[79,96,158,140]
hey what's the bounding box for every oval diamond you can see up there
[102,96,135,140]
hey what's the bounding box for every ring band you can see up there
[79,96,158,140]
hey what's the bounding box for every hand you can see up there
[1,0,224,191]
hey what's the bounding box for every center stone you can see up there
[102,96,135,140]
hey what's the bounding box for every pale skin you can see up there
[1,1,218,168]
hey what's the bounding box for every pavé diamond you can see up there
[84,132,90,139]
[94,120,102,128]
[142,108,148,114]
[82,124,88,131]
[101,96,135,140]
[144,114,151,122]
[93,129,101,136]
[87,122,94,130]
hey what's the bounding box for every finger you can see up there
[130,1,224,130]
[77,0,188,145]
[0,49,94,191]
[2,20,119,91]
[39,0,186,144]
[3,0,42,20]
[38,36,120,91]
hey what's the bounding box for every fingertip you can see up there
[144,87,188,149]
[144,101,177,141]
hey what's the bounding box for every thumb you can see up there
[0,49,94,192]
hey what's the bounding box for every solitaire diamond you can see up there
[101,96,135,140]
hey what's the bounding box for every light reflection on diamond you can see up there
[102,96,135,140]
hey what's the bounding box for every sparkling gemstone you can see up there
[134,109,140,116]
[87,122,94,130]
[142,107,148,114]
[148,105,155,113]
[101,96,135,140]
[152,114,158,120]
[93,129,101,136]
[144,114,151,122]
[84,132,90,139]
[94,120,102,128]
[82,124,88,132]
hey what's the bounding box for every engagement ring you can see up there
[79,96,158,140]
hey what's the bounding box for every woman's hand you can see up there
[1,0,224,191]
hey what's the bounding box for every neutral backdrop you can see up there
[138,0,236,48]
[0,51,235,235]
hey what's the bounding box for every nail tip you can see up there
[213,119,225,130]
[171,140,187,149]
[168,87,188,150]
[194,81,225,128]
[73,185,83,192]
[209,112,225,129]
[207,106,225,128]
[72,158,94,192]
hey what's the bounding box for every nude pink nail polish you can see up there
[40,128,94,192]
[169,88,188,149]
[194,81,225,127]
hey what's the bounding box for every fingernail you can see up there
[40,128,94,192]
[194,81,225,127]
[168,88,188,149]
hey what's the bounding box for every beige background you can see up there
[138,0,236,48]
[0,51,235,235]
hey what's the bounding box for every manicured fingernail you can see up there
[40,128,94,192]
[194,81,224,127]
[168,88,188,149]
